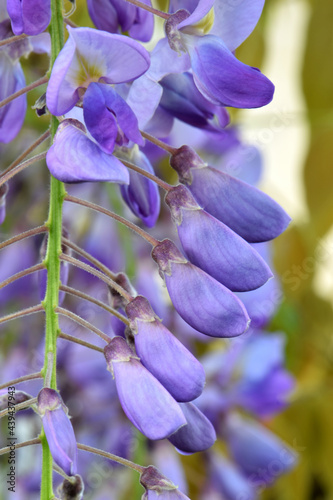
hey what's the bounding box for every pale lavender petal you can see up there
[152,239,250,337]
[168,402,216,453]
[126,296,205,402]
[46,120,130,184]
[211,0,265,52]
[46,26,150,115]
[104,337,186,440]
[127,76,163,129]
[166,185,273,291]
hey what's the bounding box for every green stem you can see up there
[41,0,65,498]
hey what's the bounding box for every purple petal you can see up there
[120,148,160,227]
[46,119,130,184]
[210,453,256,500]
[188,34,274,108]
[7,0,51,36]
[0,54,27,144]
[127,75,163,129]
[211,0,265,52]
[104,337,186,440]
[38,388,77,476]
[87,0,134,33]
[126,296,205,402]
[168,402,216,453]
[152,239,250,337]
[166,185,273,291]
[46,26,150,116]
[225,414,298,485]
[159,72,224,131]
[128,0,154,42]
[83,82,143,154]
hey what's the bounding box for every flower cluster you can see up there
[0,0,297,498]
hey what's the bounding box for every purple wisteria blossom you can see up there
[152,239,250,337]
[104,337,187,440]
[87,0,154,42]
[165,184,273,291]
[37,388,78,476]
[46,27,150,116]
[171,145,291,242]
[165,0,273,107]
[168,402,216,453]
[46,119,130,184]
[126,295,205,402]
[7,0,51,35]
[0,50,26,143]
[225,414,298,485]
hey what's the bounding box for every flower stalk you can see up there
[41,0,66,497]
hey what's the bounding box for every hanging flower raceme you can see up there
[87,0,154,43]
[7,0,51,35]
[37,388,78,477]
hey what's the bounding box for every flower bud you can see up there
[165,184,272,291]
[126,296,205,402]
[104,337,186,440]
[140,465,190,499]
[37,388,78,476]
[168,402,216,453]
[170,146,291,243]
[152,239,250,337]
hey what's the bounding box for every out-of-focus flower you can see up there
[7,0,51,35]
